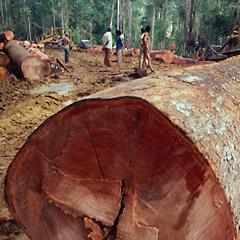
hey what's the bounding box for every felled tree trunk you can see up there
[4,41,50,80]
[173,56,198,65]
[150,50,175,64]
[6,56,240,240]
[0,31,14,43]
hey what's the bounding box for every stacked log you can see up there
[0,31,15,80]
[5,56,240,239]
[0,31,51,80]
[0,31,14,43]
[4,42,50,80]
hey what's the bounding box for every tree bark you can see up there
[117,0,120,30]
[188,0,195,43]
[127,0,133,48]
[151,4,156,50]
[51,0,56,30]
[28,16,32,42]
[5,57,240,240]
[4,42,50,80]
[109,2,115,29]
[0,1,4,26]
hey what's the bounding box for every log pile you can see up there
[0,30,50,80]
[5,56,240,239]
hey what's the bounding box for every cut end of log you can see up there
[21,56,50,80]
[0,31,14,43]
[4,31,14,42]
[5,97,236,240]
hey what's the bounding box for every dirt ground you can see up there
[0,49,183,240]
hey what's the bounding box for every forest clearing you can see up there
[1,0,240,239]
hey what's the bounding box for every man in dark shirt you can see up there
[116,30,123,67]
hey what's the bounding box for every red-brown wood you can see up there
[0,53,10,67]
[5,97,235,240]
[0,66,8,80]
[0,31,14,43]
[4,41,50,80]
[0,42,4,51]
[151,50,176,64]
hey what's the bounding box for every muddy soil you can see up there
[0,49,182,240]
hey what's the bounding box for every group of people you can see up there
[102,25,154,72]
[62,26,155,71]
[102,27,124,67]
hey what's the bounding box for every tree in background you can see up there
[0,0,239,54]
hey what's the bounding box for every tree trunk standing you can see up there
[51,0,56,30]
[61,9,64,31]
[119,0,124,32]
[0,1,4,27]
[7,0,11,26]
[160,0,168,49]
[28,16,32,42]
[42,17,45,36]
[89,22,92,42]
[188,0,195,44]
[117,0,120,30]
[127,0,133,48]
[4,0,7,26]
[109,2,115,29]
[151,4,156,50]
[236,0,240,24]
[63,0,69,29]
[183,0,189,53]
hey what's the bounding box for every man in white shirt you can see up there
[102,27,112,67]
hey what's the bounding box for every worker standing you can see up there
[63,32,70,64]
[139,28,146,68]
[142,25,154,73]
[102,27,113,67]
[116,30,124,67]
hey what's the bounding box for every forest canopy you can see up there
[0,0,240,54]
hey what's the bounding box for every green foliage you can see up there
[0,0,239,51]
